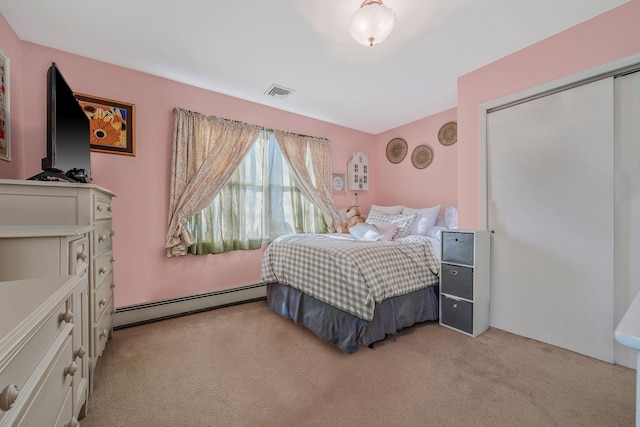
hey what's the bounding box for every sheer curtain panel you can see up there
[166,108,260,257]
[274,131,342,233]
[185,131,326,254]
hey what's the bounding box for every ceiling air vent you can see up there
[264,84,295,99]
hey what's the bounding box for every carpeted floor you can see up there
[80,300,635,427]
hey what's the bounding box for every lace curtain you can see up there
[185,130,327,254]
[166,108,342,257]
[274,130,342,233]
[165,108,260,257]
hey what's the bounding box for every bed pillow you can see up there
[369,222,397,241]
[370,204,405,215]
[349,223,383,241]
[402,205,441,235]
[445,205,458,229]
[426,225,447,240]
[366,210,417,240]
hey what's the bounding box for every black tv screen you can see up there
[32,63,91,182]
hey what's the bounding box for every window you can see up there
[186,130,327,254]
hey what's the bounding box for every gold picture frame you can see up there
[75,93,135,156]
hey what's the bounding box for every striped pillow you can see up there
[366,210,417,240]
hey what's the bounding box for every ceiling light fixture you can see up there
[349,0,396,47]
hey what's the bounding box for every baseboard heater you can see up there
[113,283,267,329]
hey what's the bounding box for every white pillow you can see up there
[366,210,417,240]
[370,204,405,215]
[426,225,447,240]
[445,206,458,229]
[370,222,397,241]
[402,205,441,235]
[349,223,383,241]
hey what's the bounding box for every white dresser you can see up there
[0,226,92,421]
[0,179,116,396]
[0,275,85,427]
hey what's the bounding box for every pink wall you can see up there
[1,30,383,308]
[0,14,458,308]
[457,0,640,228]
[5,0,637,306]
[374,108,457,214]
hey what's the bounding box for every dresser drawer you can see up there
[92,194,113,221]
[92,251,114,290]
[0,300,73,410]
[93,272,114,323]
[69,236,89,276]
[442,232,474,265]
[17,336,74,427]
[93,298,113,360]
[92,222,114,255]
[441,295,473,335]
[71,281,88,419]
[441,263,474,300]
[53,386,74,427]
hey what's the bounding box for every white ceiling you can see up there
[0,0,629,134]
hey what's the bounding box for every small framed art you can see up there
[75,93,136,156]
[332,173,346,194]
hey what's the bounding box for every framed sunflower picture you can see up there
[75,93,135,156]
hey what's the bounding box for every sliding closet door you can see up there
[614,71,640,368]
[487,77,615,362]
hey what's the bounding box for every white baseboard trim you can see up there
[113,283,267,329]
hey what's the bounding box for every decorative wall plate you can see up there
[411,145,433,169]
[438,122,457,146]
[386,138,408,163]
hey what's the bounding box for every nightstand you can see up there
[440,230,490,336]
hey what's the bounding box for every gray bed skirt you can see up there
[266,283,439,354]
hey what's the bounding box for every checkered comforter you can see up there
[261,234,440,321]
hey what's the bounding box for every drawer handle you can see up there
[0,384,19,412]
[99,234,107,242]
[111,282,116,289]
[111,256,116,263]
[100,329,109,339]
[451,270,458,276]
[77,251,87,262]
[64,417,80,427]
[99,298,108,307]
[107,204,113,213]
[64,361,78,377]
[96,205,103,212]
[74,346,87,359]
[99,267,107,275]
[110,230,116,237]
[453,303,458,308]
[59,309,74,324]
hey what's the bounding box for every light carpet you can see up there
[80,300,635,426]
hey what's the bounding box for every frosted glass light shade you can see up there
[350,0,396,47]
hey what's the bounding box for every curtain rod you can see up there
[174,107,328,142]
[263,127,329,142]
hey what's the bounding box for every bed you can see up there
[261,232,441,353]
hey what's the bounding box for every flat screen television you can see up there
[29,62,91,182]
